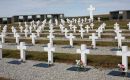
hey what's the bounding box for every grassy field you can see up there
[3,49,130,69]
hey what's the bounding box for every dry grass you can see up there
[3,49,130,69]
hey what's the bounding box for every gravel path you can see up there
[0,58,129,80]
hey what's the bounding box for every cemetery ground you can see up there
[1,19,130,80]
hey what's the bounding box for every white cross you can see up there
[14,33,20,44]
[30,33,37,45]
[79,28,85,38]
[17,42,27,62]
[29,26,33,33]
[116,46,130,72]
[12,28,17,37]
[90,23,94,30]
[98,17,101,22]
[11,26,15,32]
[114,27,122,36]
[127,22,130,30]
[47,32,55,45]
[0,41,2,59]
[87,5,95,22]
[55,19,58,26]
[72,25,77,33]
[114,22,119,29]
[49,26,54,34]
[36,29,41,37]
[0,33,5,43]
[19,26,23,33]
[59,24,64,33]
[24,28,29,37]
[85,25,90,33]
[69,24,73,30]
[89,33,98,49]
[64,28,69,38]
[115,33,125,48]
[96,27,103,38]
[66,33,75,47]
[18,22,21,27]
[79,23,83,29]
[76,44,90,67]
[44,43,55,65]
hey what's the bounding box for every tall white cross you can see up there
[66,33,75,47]
[87,5,95,22]
[116,46,130,72]
[0,33,5,43]
[79,28,85,38]
[89,33,98,49]
[17,42,27,62]
[14,33,20,44]
[0,41,2,59]
[44,43,55,65]
[115,33,125,48]
[76,44,90,67]
[30,33,37,45]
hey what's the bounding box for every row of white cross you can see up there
[0,41,130,73]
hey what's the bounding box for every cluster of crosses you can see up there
[0,5,130,75]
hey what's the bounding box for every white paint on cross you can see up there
[17,42,27,62]
[14,33,20,44]
[66,33,75,47]
[90,23,94,30]
[72,25,77,33]
[30,33,37,45]
[116,46,130,72]
[115,33,125,49]
[96,27,103,38]
[85,25,90,33]
[44,43,55,65]
[64,28,69,38]
[89,33,98,49]
[76,44,90,67]
[19,26,23,33]
[87,5,95,22]
[79,28,85,38]
[24,28,29,37]
[47,32,55,46]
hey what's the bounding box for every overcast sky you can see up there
[0,0,130,17]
